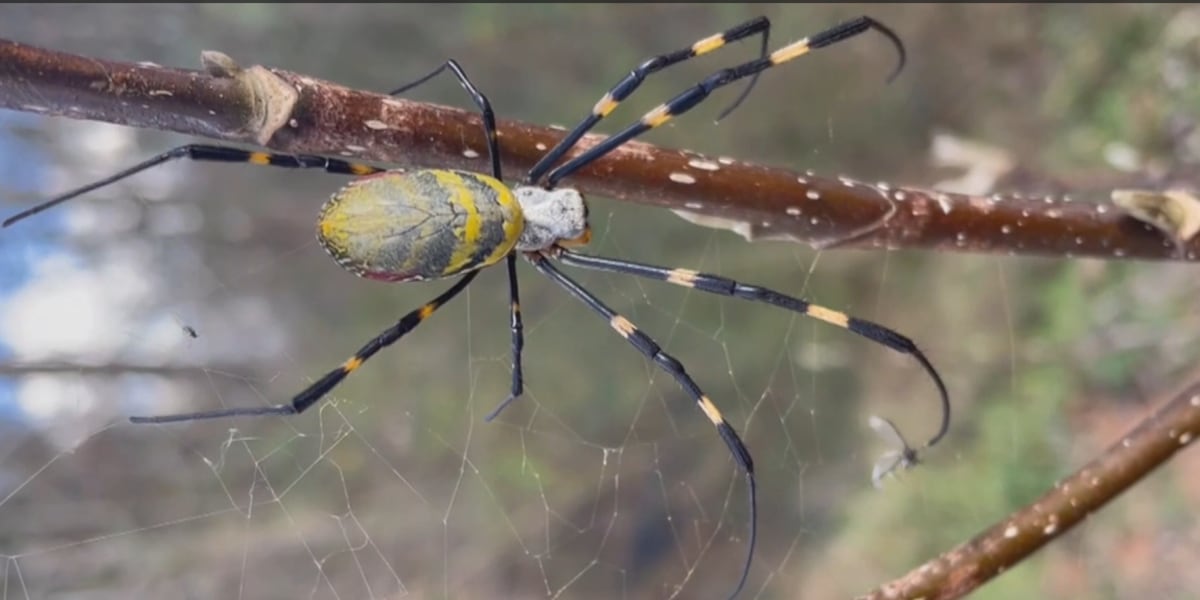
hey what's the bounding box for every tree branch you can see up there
[858,374,1200,600]
[0,38,1196,261]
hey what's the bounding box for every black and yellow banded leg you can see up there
[388,59,501,179]
[542,16,906,188]
[526,16,772,185]
[525,251,757,600]
[553,248,950,449]
[2,144,384,227]
[484,253,526,422]
[130,270,480,424]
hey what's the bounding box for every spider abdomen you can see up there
[317,169,525,282]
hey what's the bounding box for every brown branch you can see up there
[858,375,1200,600]
[0,38,1196,261]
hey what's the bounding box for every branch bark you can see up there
[0,38,1196,261]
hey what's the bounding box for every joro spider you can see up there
[5,15,951,599]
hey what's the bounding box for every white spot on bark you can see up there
[806,190,821,201]
[688,158,720,171]
[463,149,480,159]
[669,172,697,184]
[365,119,388,130]
[671,209,757,241]
[786,207,802,216]
[937,196,953,214]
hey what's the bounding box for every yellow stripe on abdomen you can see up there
[475,173,524,267]
[435,170,484,275]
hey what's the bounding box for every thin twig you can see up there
[0,360,253,379]
[0,362,254,379]
[858,375,1200,600]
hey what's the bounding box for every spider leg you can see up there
[526,251,756,600]
[3,145,384,227]
[130,270,479,424]
[526,16,772,185]
[484,253,525,422]
[553,247,950,450]
[542,16,905,189]
[388,59,500,179]
[388,59,525,422]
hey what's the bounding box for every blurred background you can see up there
[1,4,1198,599]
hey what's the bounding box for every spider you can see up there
[4,15,950,599]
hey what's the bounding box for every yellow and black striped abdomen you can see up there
[317,169,524,282]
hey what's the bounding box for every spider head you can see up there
[513,185,590,250]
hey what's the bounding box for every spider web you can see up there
[3,5,1200,600]
[0,122,880,599]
